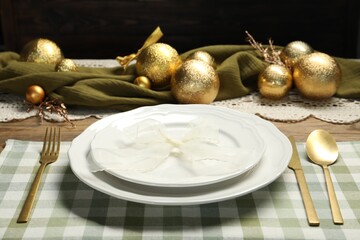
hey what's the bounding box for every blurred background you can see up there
[1,0,359,59]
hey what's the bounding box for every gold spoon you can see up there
[305,129,343,225]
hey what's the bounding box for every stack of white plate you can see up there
[68,104,292,205]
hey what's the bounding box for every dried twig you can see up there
[245,31,285,66]
[25,97,75,127]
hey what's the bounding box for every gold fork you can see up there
[17,127,61,223]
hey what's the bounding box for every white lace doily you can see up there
[212,92,360,124]
[0,93,117,122]
[1,60,359,124]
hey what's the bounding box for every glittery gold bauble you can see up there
[280,41,313,68]
[136,43,182,88]
[55,58,77,72]
[186,51,217,69]
[20,38,64,64]
[258,64,293,100]
[171,59,220,104]
[293,52,341,100]
[26,85,45,104]
[134,76,152,89]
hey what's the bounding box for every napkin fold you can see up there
[90,119,255,176]
[0,45,359,111]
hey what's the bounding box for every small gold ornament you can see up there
[171,59,220,104]
[258,64,293,99]
[280,41,313,68]
[20,38,64,64]
[293,52,341,100]
[26,85,46,104]
[55,58,77,72]
[186,51,217,69]
[134,76,152,89]
[136,43,182,88]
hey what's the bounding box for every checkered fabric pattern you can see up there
[1,139,359,239]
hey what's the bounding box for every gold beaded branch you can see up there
[245,31,285,67]
[25,97,75,127]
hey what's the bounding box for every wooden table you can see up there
[1,116,359,152]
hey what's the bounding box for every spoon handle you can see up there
[323,165,344,224]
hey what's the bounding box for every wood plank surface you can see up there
[1,116,359,153]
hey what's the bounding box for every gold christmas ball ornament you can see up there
[280,41,313,68]
[136,43,182,88]
[186,51,217,69]
[293,52,341,100]
[134,76,152,89]
[26,85,46,105]
[258,64,293,100]
[55,58,77,72]
[171,59,220,104]
[20,38,64,64]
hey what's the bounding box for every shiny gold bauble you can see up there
[20,38,64,64]
[26,85,46,104]
[136,43,182,88]
[258,64,293,100]
[55,58,77,72]
[293,52,341,100]
[134,76,152,89]
[186,51,217,69]
[280,41,313,68]
[171,59,220,104]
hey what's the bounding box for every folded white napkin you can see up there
[90,118,256,176]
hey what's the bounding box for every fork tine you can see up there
[51,128,60,157]
[46,127,53,156]
[51,128,56,154]
[56,128,61,156]
[41,127,49,155]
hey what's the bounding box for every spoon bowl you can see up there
[306,129,343,224]
[306,129,339,166]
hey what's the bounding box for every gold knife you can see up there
[288,136,320,226]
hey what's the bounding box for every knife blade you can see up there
[288,136,320,226]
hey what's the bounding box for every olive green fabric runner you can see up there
[0,45,359,110]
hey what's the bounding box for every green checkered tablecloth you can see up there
[0,140,359,239]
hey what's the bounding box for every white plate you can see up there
[89,107,265,187]
[68,104,292,205]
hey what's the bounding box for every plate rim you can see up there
[68,104,292,205]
